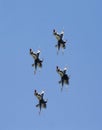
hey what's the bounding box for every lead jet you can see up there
[30,48,43,74]
[56,66,70,91]
[53,29,67,53]
[34,89,47,114]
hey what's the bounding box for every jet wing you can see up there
[55,34,61,41]
[57,70,64,77]
[31,52,37,60]
[54,32,64,41]
[34,93,42,100]
[53,31,61,41]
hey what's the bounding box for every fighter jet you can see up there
[34,89,47,114]
[56,66,70,91]
[30,48,43,74]
[53,29,67,53]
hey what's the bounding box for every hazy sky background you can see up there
[0,0,102,130]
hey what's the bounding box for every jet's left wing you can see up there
[31,52,37,60]
[56,67,64,77]
[34,92,42,100]
[58,70,64,77]
[30,49,37,60]
[53,30,61,41]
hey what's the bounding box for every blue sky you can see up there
[0,0,102,130]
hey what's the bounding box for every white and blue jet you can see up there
[34,90,47,114]
[53,29,67,53]
[56,66,70,91]
[30,48,43,74]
